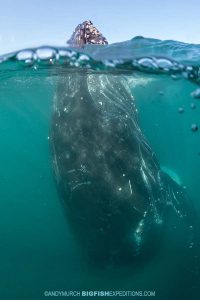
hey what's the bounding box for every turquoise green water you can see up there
[0,38,200,299]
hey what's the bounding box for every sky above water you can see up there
[0,0,200,55]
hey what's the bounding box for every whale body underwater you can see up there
[50,21,194,264]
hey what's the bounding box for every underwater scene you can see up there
[0,36,200,300]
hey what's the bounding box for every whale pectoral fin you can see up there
[161,171,195,223]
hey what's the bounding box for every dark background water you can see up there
[0,67,199,299]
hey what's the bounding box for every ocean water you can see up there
[0,37,200,299]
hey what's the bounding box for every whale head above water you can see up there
[67,20,108,47]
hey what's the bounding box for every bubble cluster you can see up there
[13,46,94,69]
[132,57,185,75]
[0,45,200,82]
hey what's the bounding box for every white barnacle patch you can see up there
[118,187,122,191]
[134,219,145,246]
[128,179,133,195]
[80,164,87,173]
[136,220,144,233]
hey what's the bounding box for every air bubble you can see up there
[190,103,196,109]
[16,50,34,61]
[191,124,198,132]
[191,88,200,99]
[178,107,184,114]
[35,47,57,64]
[171,74,181,80]
[59,49,77,58]
[16,50,34,65]
[78,54,90,61]
[138,58,158,70]
[57,50,76,64]
[186,66,193,72]
[156,58,173,69]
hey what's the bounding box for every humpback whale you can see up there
[51,21,193,265]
